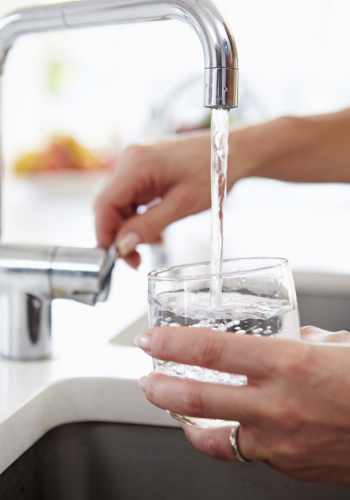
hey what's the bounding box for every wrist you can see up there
[226,115,307,189]
[226,124,261,189]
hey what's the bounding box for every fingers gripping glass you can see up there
[148,258,301,428]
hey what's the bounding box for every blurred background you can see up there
[1,0,350,278]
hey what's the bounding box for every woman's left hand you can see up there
[136,326,350,485]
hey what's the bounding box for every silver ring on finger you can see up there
[230,423,252,463]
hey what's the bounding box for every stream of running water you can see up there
[210,108,230,306]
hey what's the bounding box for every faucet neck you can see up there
[0,0,238,106]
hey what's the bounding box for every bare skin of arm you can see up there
[235,109,350,185]
[94,108,350,267]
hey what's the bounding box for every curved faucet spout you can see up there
[0,0,238,108]
[0,4,67,68]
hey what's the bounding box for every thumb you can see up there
[116,185,191,257]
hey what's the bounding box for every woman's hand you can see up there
[135,326,350,485]
[94,125,256,268]
[94,133,214,268]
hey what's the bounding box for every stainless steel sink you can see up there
[0,422,349,500]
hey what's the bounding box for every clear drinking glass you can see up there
[148,258,301,429]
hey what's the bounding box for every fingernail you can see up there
[117,232,140,257]
[138,376,148,392]
[134,333,152,354]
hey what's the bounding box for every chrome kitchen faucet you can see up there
[0,0,238,361]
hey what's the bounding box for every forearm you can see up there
[228,108,350,188]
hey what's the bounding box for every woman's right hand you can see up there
[94,132,214,268]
